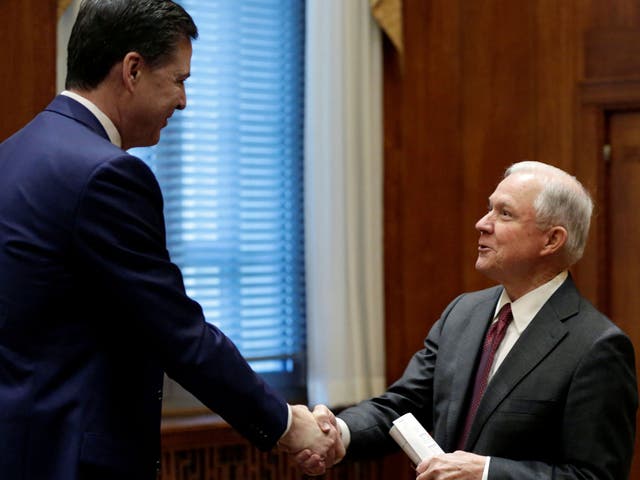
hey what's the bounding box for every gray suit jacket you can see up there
[339,276,637,479]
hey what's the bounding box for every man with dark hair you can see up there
[65,0,200,91]
[0,1,340,479]
[298,161,637,479]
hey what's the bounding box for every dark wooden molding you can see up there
[581,77,640,107]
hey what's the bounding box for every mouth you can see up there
[477,243,492,252]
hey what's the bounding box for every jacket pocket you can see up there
[499,397,558,416]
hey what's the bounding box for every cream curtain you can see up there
[305,0,385,407]
[56,0,82,92]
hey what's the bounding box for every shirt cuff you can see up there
[278,404,293,441]
[482,456,490,480]
[335,417,351,450]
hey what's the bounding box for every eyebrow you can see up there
[488,197,515,210]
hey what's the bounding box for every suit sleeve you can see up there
[337,294,464,460]
[72,154,288,450]
[489,329,637,480]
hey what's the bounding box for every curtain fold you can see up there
[56,0,82,92]
[305,0,385,407]
[370,0,403,54]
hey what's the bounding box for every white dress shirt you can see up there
[60,90,122,147]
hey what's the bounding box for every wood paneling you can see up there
[585,30,640,78]
[609,112,640,479]
[384,0,465,383]
[0,0,56,141]
[161,415,412,480]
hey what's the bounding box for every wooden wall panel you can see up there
[585,30,640,78]
[459,0,539,294]
[161,416,413,480]
[0,0,56,141]
[533,0,577,171]
[384,0,465,383]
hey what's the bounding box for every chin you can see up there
[475,261,495,277]
[142,133,161,147]
[475,258,486,271]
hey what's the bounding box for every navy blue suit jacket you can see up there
[0,95,288,479]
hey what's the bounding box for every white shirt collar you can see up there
[60,90,122,148]
[495,271,568,335]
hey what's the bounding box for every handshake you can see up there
[278,404,345,476]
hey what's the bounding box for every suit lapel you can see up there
[464,277,580,449]
[443,290,500,451]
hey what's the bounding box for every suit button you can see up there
[157,389,163,401]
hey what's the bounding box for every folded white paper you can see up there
[389,412,444,466]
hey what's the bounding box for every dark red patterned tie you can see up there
[457,303,513,449]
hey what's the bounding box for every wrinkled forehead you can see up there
[491,172,543,207]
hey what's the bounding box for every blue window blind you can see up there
[131,0,306,402]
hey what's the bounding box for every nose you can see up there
[176,88,187,111]
[475,211,493,234]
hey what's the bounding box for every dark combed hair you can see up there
[65,0,198,90]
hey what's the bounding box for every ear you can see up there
[121,51,144,92]
[540,226,567,257]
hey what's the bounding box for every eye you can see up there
[501,209,512,218]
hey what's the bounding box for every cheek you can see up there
[503,233,542,261]
[493,229,526,259]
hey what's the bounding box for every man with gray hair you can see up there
[299,161,638,479]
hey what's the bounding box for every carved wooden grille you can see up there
[160,416,411,480]
[161,444,390,480]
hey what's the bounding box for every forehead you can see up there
[490,173,541,208]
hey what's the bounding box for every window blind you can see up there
[131,0,306,400]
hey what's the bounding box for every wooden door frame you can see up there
[576,77,640,477]
[574,77,640,314]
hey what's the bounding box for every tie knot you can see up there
[496,303,513,329]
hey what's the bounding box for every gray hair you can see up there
[505,161,593,266]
